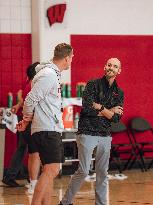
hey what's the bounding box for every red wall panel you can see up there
[12,59,22,72]
[12,35,22,46]
[1,73,12,87]
[0,33,32,167]
[12,46,22,59]
[0,34,11,46]
[71,35,153,126]
[0,46,12,59]
[21,35,31,47]
[1,60,12,72]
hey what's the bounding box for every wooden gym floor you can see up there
[0,170,153,205]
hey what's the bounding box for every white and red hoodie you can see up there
[23,61,64,135]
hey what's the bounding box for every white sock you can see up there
[30,180,37,187]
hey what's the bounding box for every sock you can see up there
[30,180,37,187]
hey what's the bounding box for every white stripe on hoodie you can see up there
[23,61,64,134]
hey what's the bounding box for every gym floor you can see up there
[0,170,153,205]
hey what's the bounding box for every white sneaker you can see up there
[25,183,30,189]
[27,180,37,195]
[85,173,96,182]
[114,174,128,180]
[27,184,35,195]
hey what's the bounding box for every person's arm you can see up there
[81,80,100,116]
[110,90,124,122]
[11,90,23,114]
[93,90,124,122]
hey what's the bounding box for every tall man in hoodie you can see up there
[59,58,124,205]
[17,43,74,205]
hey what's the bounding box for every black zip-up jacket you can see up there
[77,76,124,137]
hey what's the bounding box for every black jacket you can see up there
[77,76,124,137]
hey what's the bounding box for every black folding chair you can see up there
[130,117,153,171]
[110,121,143,173]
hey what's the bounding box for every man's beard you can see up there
[105,69,117,79]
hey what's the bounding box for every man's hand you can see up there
[11,104,21,114]
[93,102,123,118]
[93,102,102,110]
[16,120,29,131]
[111,106,123,115]
[93,102,105,116]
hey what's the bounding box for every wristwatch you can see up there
[99,105,104,112]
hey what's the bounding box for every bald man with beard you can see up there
[59,58,124,205]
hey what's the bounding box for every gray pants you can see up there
[61,134,112,205]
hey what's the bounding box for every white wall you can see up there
[32,0,153,82]
[0,0,31,33]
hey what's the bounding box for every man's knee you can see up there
[77,167,89,178]
[29,152,40,161]
[96,167,108,177]
[43,164,60,179]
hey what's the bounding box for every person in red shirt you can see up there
[2,62,40,194]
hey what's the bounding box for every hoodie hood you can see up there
[35,60,60,74]
[32,61,60,86]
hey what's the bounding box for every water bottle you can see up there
[61,83,67,98]
[66,83,71,98]
[74,112,79,129]
[76,82,81,97]
[7,92,13,108]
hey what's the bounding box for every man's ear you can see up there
[65,57,68,62]
[65,56,70,63]
[118,68,121,74]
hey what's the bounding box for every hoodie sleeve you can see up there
[23,73,55,121]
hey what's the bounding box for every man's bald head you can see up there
[104,57,121,79]
[106,58,121,69]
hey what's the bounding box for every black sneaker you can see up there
[2,177,22,187]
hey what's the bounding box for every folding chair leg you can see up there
[133,148,147,171]
[139,155,147,171]
[148,160,153,169]
[137,160,145,172]
[128,157,136,170]
[124,155,133,170]
[112,157,122,173]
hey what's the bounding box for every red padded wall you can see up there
[71,35,153,125]
[0,34,32,167]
